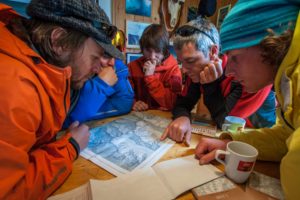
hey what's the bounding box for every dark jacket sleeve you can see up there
[202,78,242,128]
[172,81,201,119]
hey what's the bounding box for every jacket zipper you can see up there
[63,79,69,114]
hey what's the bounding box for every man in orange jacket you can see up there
[0,0,123,199]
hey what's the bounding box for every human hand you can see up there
[160,116,191,146]
[195,137,231,164]
[69,121,90,151]
[132,100,149,111]
[199,56,223,84]
[143,60,156,76]
[98,66,118,86]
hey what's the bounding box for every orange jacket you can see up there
[0,4,76,200]
[128,54,182,110]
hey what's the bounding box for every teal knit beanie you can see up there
[220,0,300,53]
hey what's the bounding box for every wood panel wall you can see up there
[112,0,237,53]
[112,0,237,115]
[208,0,238,27]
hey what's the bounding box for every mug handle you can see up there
[222,123,230,132]
[215,150,230,166]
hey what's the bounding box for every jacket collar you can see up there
[274,12,300,110]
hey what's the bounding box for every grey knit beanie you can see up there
[26,0,123,60]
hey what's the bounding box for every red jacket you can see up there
[128,54,182,110]
[0,4,76,200]
[179,55,275,128]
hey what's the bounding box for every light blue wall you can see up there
[98,0,112,23]
[4,0,29,2]
[2,0,30,17]
[2,0,112,23]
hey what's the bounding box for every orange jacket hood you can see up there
[0,4,71,138]
[0,4,77,199]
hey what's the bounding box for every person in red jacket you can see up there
[128,24,182,111]
[0,0,123,199]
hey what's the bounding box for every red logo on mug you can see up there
[237,161,254,172]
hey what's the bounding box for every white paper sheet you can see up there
[153,155,224,197]
[90,169,173,200]
[90,155,223,200]
[48,156,223,200]
[47,183,91,200]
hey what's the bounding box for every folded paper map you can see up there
[81,112,174,176]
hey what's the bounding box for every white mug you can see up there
[222,116,246,133]
[215,141,258,183]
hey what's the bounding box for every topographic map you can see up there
[81,112,174,176]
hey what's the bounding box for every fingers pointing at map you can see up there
[160,116,191,146]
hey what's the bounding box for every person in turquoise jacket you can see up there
[194,1,300,199]
[63,59,134,128]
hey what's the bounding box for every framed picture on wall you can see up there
[125,0,152,17]
[187,6,198,22]
[2,0,30,17]
[126,20,150,49]
[216,4,231,29]
[126,53,142,64]
[168,44,177,59]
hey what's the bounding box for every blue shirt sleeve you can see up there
[63,59,134,128]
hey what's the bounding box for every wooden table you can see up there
[52,110,280,199]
